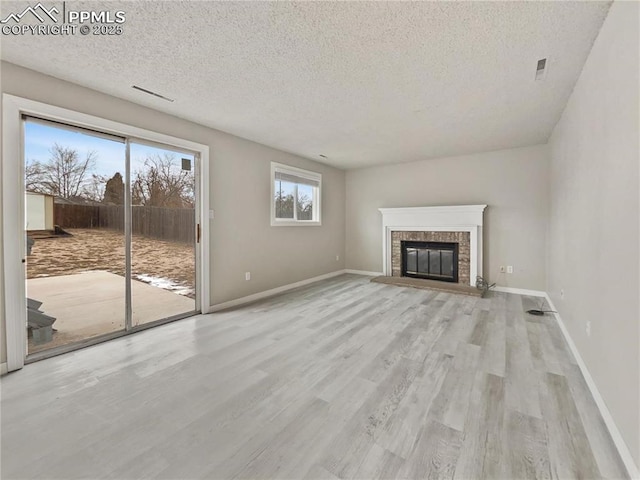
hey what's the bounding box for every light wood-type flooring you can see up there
[1,274,628,479]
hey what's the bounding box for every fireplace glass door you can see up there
[402,241,459,283]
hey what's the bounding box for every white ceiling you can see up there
[1,1,611,169]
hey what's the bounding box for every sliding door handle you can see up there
[196,223,201,243]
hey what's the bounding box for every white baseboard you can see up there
[1,362,8,376]
[207,270,347,313]
[344,269,384,277]
[545,294,640,479]
[493,286,546,297]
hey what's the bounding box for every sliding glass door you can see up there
[129,141,197,327]
[23,117,198,357]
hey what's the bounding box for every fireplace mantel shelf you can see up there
[378,205,487,215]
[379,205,487,282]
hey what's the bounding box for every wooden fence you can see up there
[54,204,195,243]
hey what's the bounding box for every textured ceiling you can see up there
[1,1,611,169]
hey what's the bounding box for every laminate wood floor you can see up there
[0,274,628,479]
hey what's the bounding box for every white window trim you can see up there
[271,162,322,226]
[2,94,211,372]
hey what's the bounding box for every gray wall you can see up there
[0,61,346,364]
[548,0,639,465]
[345,144,550,290]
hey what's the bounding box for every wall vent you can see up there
[535,58,547,81]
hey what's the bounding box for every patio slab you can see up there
[27,271,195,353]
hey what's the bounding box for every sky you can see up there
[24,121,195,180]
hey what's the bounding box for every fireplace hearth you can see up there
[401,241,459,283]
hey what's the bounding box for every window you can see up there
[271,162,321,226]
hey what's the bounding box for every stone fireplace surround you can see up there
[379,205,487,285]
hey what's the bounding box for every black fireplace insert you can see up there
[401,241,459,283]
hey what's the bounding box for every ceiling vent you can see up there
[132,85,174,102]
[535,58,547,81]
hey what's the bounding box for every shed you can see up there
[26,192,55,231]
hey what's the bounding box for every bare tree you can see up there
[132,154,194,208]
[275,189,294,219]
[83,173,109,203]
[25,159,44,192]
[274,185,312,220]
[28,143,97,199]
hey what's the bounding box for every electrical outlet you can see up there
[336,255,340,262]
[245,272,251,281]
[586,321,591,337]
[560,289,564,299]
[499,266,505,273]
[507,266,513,274]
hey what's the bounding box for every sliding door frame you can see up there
[125,138,133,330]
[2,94,211,372]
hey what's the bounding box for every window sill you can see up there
[271,219,322,227]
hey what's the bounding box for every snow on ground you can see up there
[135,273,194,296]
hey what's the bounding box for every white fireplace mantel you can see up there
[379,205,487,282]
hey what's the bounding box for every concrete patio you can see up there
[27,271,196,353]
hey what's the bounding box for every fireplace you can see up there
[379,205,486,286]
[401,241,459,283]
